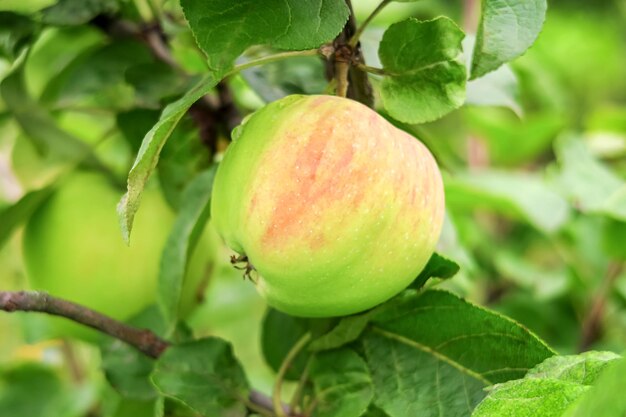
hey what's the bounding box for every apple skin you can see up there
[211,95,445,317]
[23,172,214,340]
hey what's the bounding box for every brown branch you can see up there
[141,23,182,71]
[89,14,242,150]
[188,99,220,154]
[579,262,625,352]
[325,0,375,107]
[463,0,481,32]
[0,291,169,358]
[216,81,243,134]
[0,290,293,416]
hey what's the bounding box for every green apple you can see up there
[23,172,214,340]
[211,95,445,317]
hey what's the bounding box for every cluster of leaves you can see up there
[0,0,626,416]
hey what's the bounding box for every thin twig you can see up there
[60,340,85,383]
[348,0,392,47]
[273,333,312,417]
[142,24,183,72]
[579,262,624,351]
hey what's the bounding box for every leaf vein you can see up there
[372,327,491,385]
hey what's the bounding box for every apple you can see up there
[22,172,215,340]
[211,95,445,317]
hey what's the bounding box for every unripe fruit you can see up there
[23,172,213,340]
[212,95,445,317]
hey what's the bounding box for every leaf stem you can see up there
[273,332,312,417]
[348,0,392,47]
[244,398,276,417]
[290,355,314,411]
[303,398,319,417]
[228,49,322,77]
[355,63,388,76]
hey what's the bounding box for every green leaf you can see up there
[41,40,154,110]
[101,342,157,401]
[472,351,621,417]
[0,12,37,60]
[602,218,626,260]
[362,290,554,417]
[564,354,626,417]
[262,308,334,379]
[261,309,309,379]
[463,107,565,166]
[553,135,626,221]
[310,349,374,417]
[0,0,55,14]
[125,62,188,109]
[362,405,391,417]
[41,0,118,25]
[157,117,211,209]
[463,36,521,115]
[0,362,90,417]
[239,54,327,103]
[180,0,349,75]
[24,26,105,98]
[100,306,171,400]
[109,399,160,417]
[0,67,108,172]
[151,338,249,417]
[493,251,569,300]
[472,379,588,417]
[158,168,216,334]
[446,171,571,233]
[409,252,460,289]
[378,17,466,124]
[526,351,620,385]
[0,185,54,249]
[309,311,375,352]
[470,0,547,79]
[116,109,161,154]
[117,74,218,243]
[465,63,520,115]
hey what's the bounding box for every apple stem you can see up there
[335,57,351,98]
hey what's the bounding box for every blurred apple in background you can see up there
[22,171,216,341]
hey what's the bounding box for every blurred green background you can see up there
[0,0,625,416]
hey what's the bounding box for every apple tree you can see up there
[1,0,626,416]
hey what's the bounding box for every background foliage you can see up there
[0,0,625,416]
